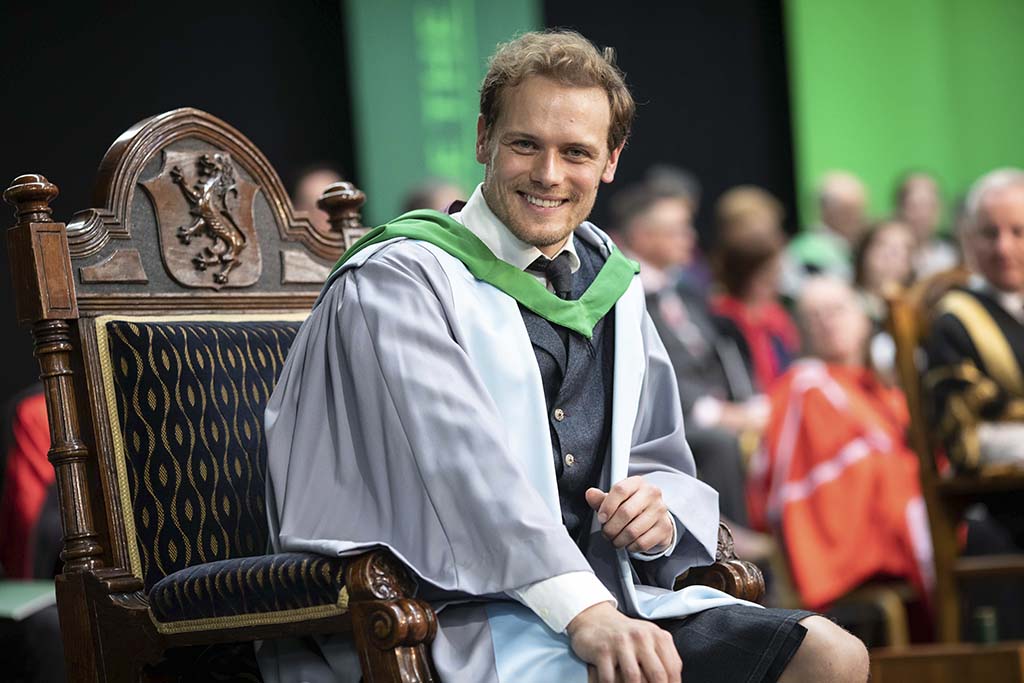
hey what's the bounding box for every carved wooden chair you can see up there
[5,108,762,683]
[887,268,1024,642]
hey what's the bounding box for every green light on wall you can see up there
[345,0,540,225]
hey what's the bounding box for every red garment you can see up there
[0,391,53,578]
[712,295,799,392]
[747,361,932,610]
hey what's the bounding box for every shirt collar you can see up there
[969,273,1024,323]
[451,184,581,274]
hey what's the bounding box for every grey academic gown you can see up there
[258,224,748,682]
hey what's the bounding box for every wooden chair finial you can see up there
[318,181,366,235]
[4,174,59,223]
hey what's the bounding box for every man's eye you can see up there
[565,148,589,159]
[511,140,536,151]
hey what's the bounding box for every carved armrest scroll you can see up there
[674,522,766,604]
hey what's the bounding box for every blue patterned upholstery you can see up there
[149,552,347,623]
[101,318,300,590]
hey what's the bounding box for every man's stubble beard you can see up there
[481,162,595,250]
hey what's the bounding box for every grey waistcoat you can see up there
[519,236,616,548]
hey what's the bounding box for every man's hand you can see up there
[585,477,674,554]
[567,601,681,683]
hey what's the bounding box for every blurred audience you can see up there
[783,171,868,295]
[748,277,932,611]
[399,178,464,213]
[711,186,799,393]
[854,219,917,326]
[925,168,1024,471]
[894,171,959,278]
[614,183,769,557]
[642,164,711,294]
[292,164,345,234]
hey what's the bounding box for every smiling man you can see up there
[261,30,868,683]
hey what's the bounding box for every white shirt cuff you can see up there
[629,513,680,561]
[508,571,616,634]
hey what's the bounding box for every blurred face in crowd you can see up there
[744,254,783,306]
[477,75,623,256]
[626,197,696,271]
[861,222,915,295]
[799,277,871,367]
[820,174,868,244]
[969,182,1024,293]
[899,176,942,243]
[295,169,343,234]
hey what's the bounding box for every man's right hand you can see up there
[566,601,681,683]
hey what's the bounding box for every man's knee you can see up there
[780,615,869,683]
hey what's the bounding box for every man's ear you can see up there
[601,141,626,184]
[475,115,490,164]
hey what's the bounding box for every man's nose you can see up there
[530,150,564,187]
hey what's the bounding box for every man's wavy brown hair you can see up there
[479,30,635,153]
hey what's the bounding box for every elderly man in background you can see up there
[925,168,1024,471]
[749,276,932,611]
[783,171,869,296]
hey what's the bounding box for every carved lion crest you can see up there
[141,149,262,289]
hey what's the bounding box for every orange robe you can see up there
[748,360,932,610]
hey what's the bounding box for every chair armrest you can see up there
[673,523,766,603]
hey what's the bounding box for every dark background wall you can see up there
[543,1,796,237]
[0,0,794,402]
[0,0,356,400]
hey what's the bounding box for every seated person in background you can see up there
[893,171,959,279]
[613,181,771,559]
[853,219,917,382]
[782,171,869,297]
[854,219,917,327]
[291,163,344,235]
[711,187,800,393]
[748,277,932,611]
[925,168,1024,471]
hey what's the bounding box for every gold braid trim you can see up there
[152,586,349,635]
[938,291,1024,397]
[93,312,309,583]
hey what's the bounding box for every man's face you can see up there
[477,76,623,254]
[628,198,696,271]
[900,178,941,241]
[969,183,1024,293]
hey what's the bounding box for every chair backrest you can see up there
[4,109,366,590]
[888,267,971,480]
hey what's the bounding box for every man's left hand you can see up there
[585,476,674,554]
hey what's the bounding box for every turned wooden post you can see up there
[318,180,368,248]
[4,174,104,574]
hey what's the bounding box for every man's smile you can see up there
[519,191,569,210]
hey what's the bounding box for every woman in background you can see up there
[711,187,799,393]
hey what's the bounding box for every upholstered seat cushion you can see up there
[149,552,347,626]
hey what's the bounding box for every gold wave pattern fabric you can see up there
[103,319,300,590]
[149,552,347,623]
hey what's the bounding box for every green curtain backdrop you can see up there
[344,0,540,225]
[786,0,1024,230]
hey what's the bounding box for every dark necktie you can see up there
[527,252,574,299]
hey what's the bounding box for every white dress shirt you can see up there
[451,185,679,633]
